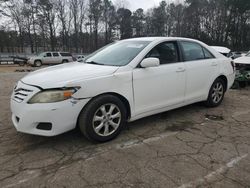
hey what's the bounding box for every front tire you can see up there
[205,78,226,107]
[78,95,127,142]
[34,60,42,67]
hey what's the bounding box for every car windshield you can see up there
[246,51,250,57]
[84,40,150,66]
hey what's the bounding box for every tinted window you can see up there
[60,52,72,57]
[181,41,205,61]
[53,52,59,57]
[203,47,214,59]
[46,53,52,57]
[146,42,179,65]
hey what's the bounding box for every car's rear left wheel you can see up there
[78,95,127,142]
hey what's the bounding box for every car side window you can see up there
[203,47,215,59]
[181,41,205,61]
[146,42,179,65]
[46,53,52,57]
[53,52,59,57]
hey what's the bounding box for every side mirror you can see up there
[140,58,160,68]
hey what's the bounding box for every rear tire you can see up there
[205,78,226,107]
[62,59,69,64]
[78,95,127,142]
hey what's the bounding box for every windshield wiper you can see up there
[85,61,104,65]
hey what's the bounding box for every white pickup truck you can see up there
[28,52,74,67]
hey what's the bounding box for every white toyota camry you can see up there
[11,37,235,142]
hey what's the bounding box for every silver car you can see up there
[28,52,74,67]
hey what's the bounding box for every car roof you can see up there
[44,52,71,53]
[123,37,204,43]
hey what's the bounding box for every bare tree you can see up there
[89,0,103,49]
[4,0,25,52]
[38,0,57,51]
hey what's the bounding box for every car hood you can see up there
[21,62,119,88]
[234,56,250,64]
[29,56,39,60]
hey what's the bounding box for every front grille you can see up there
[13,88,33,103]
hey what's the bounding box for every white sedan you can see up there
[10,37,235,142]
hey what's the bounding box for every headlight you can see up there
[28,87,80,104]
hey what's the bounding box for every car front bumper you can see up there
[27,59,34,65]
[10,82,90,136]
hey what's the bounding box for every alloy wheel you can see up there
[212,82,224,104]
[92,103,121,137]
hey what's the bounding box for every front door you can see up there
[133,41,186,116]
[43,52,52,64]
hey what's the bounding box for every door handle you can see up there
[211,62,218,66]
[176,67,186,73]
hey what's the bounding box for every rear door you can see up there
[179,41,219,102]
[52,52,61,64]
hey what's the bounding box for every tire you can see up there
[205,78,226,107]
[78,95,127,142]
[34,60,42,67]
[62,59,68,64]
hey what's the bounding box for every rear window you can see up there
[53,52,59,57]
[203,47,215,59]
[181,41,204,61]
[60,52,72,57]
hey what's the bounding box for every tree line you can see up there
[0,0,250,54]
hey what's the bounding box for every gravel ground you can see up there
[0,72,250,188]
[0,65,44,73]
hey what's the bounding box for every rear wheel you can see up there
[62,59,69,64]
[205,78,226,107]
[78,95,127,142]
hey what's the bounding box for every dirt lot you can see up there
[0,65,41,73]
[0,72,250,188]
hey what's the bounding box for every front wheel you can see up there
[205,78,226,107]
[34,60,42,67]
[78,95,127,142]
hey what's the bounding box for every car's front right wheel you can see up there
[205,78,226,107]
[78,95,127,142]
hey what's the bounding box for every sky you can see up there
[112,0,183,11]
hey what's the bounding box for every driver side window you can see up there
[45,53,52,57]
[146,42,179,65]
